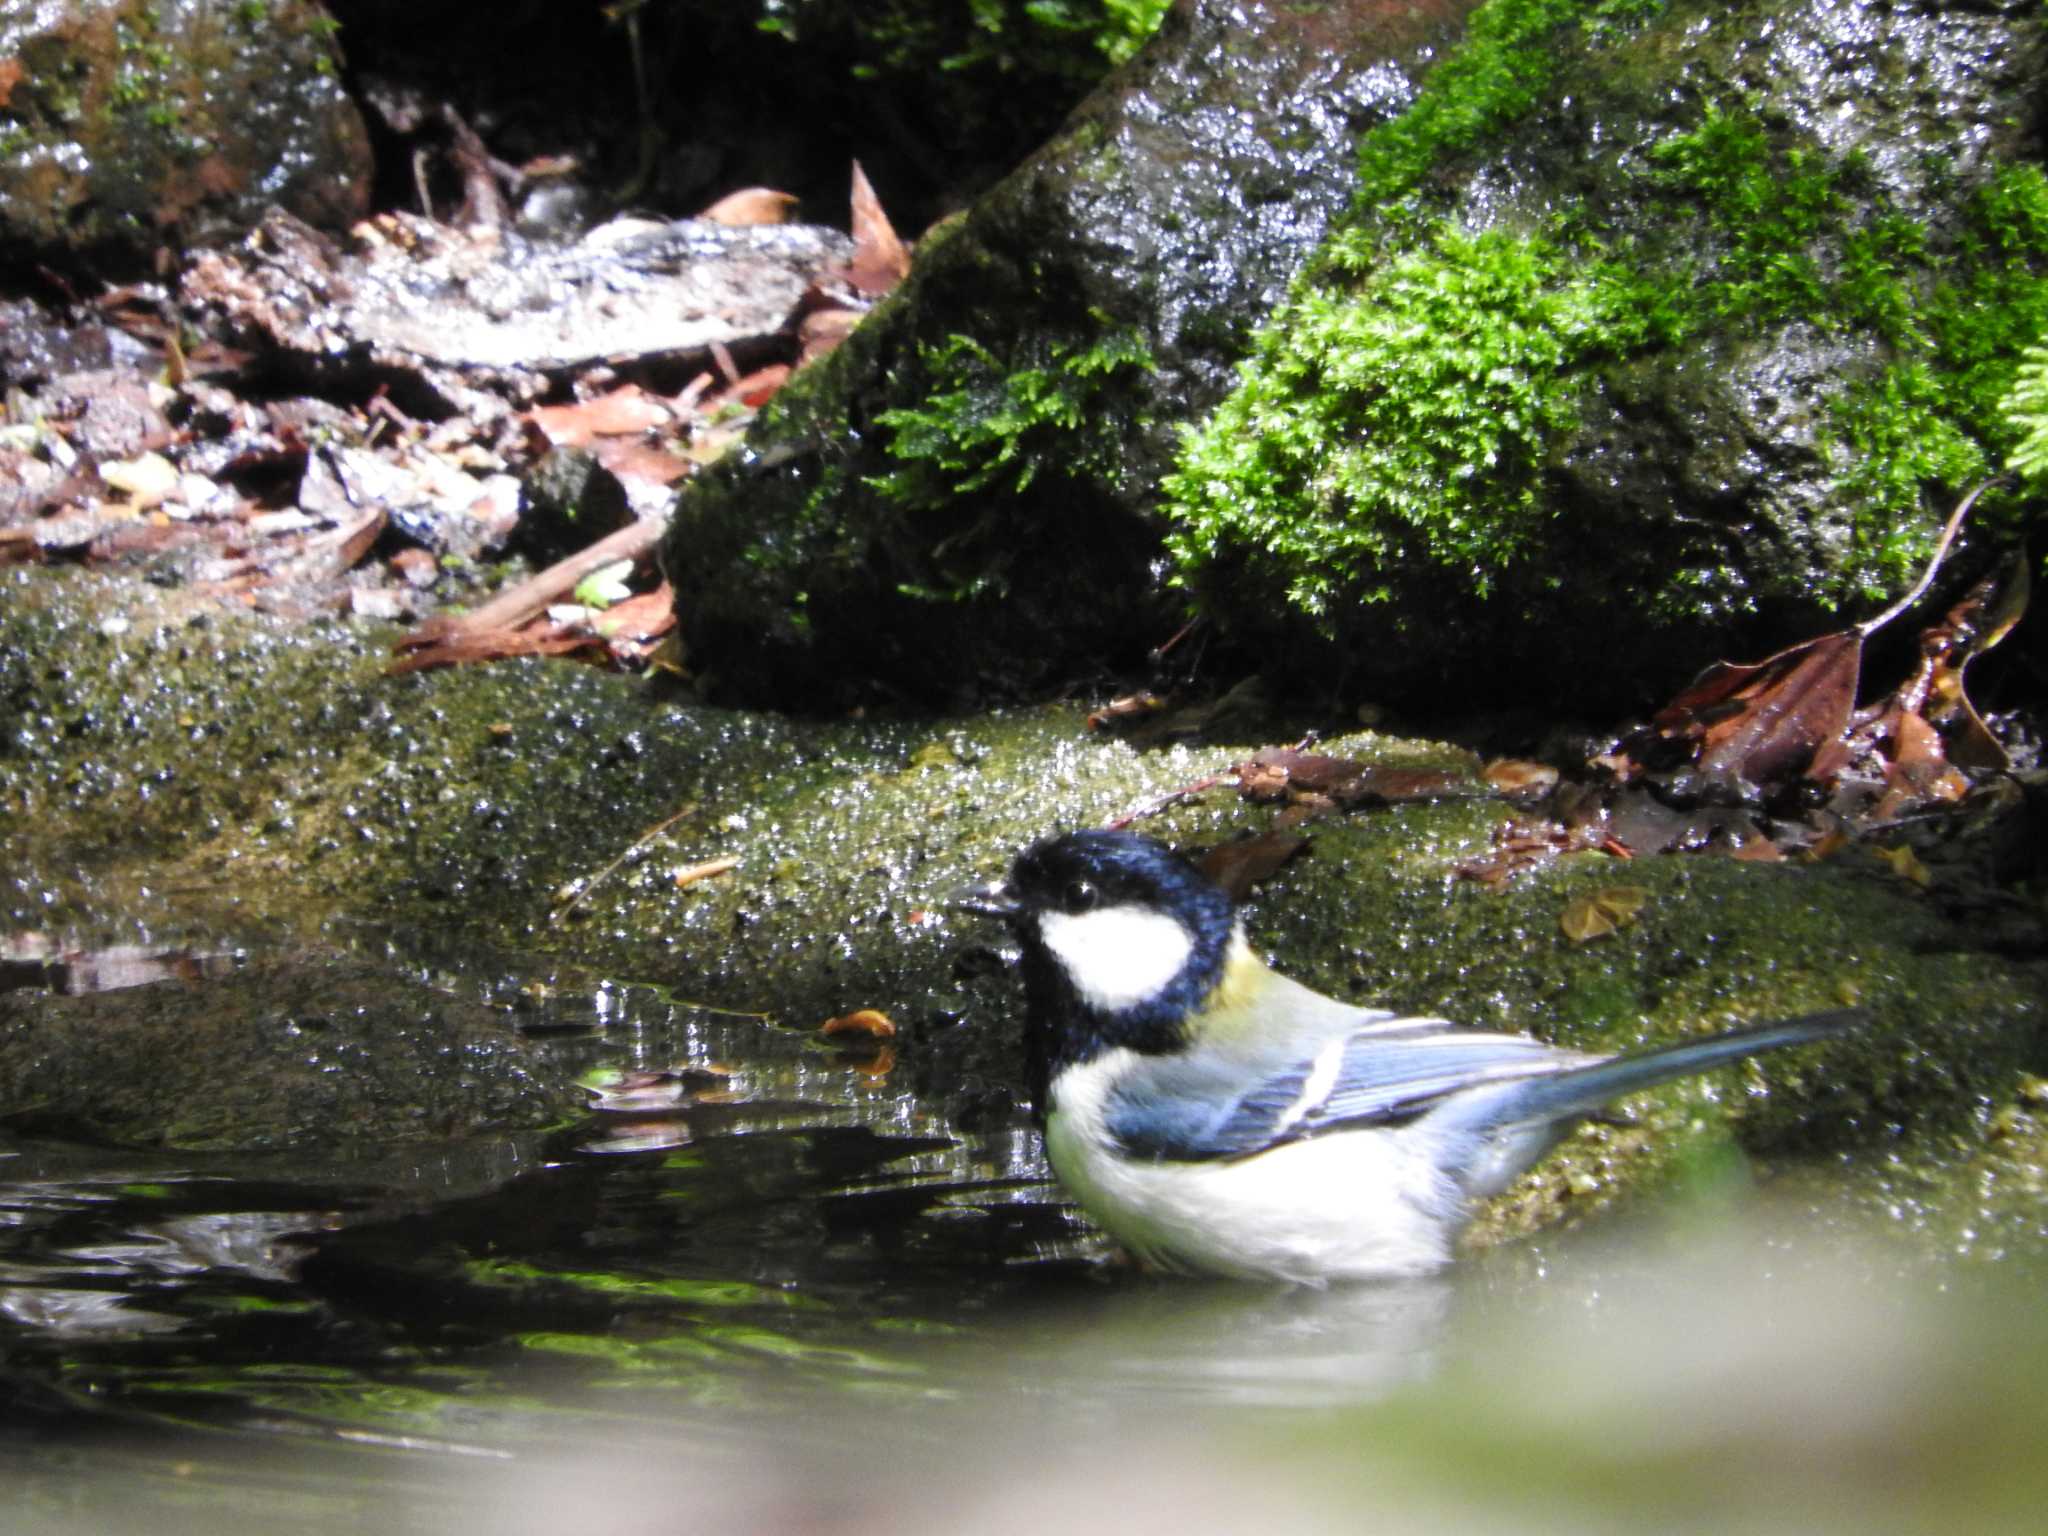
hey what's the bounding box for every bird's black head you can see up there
[969,830,1239,1116]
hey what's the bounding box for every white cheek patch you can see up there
[1037,904,1193,1013]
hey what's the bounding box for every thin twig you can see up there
[394,515,666,652]
[1108,772,1232,829]
[1856,476,2004,638]
[551,801,698,922]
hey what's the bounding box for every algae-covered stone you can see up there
[3,567,2043,1260]
[0,958,574,1152]
[662,0,1487,709]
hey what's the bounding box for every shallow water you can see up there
[6,945,2048,1535]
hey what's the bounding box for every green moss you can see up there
[1343,0,1668,236]
[752,0,1166,88]
[1165,228,1663,615]
[1830,165,2048,596]
[867,326,1155,600]
[1164,0,2048,634]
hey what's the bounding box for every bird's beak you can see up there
[949,875,1021,921]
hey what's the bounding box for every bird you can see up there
[960,828,1857,1284]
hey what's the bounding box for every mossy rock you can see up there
[662,0,1490,710]
[0,0,369,271]
[1166,0,2048,708]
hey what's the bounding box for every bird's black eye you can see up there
[1064,879,1099,913]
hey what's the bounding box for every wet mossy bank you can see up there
[2,568,2044,1260]
[666,0,2047,715]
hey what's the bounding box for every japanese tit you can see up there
[964,829,1856,1284]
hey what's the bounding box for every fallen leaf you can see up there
[1483,759,1560,798]
[1903,554,2028,773]
[592,584,675,644]
[588,435,694,491]
[1874,844,1931,887]
[1235,748,1474,807]
[1867,703,1970,823]
[724,364,790,410]
[1653,628,1863,790]
[386,621,597,675]
[1197,831,1309,900]
[572,558,636,610]
[1560,886,1650,943]
[527,386,670,448]
[392,515,666,664]
[1086,692,1167,731]
[698,187,800,226]
[847,160,911,298]
[797,306,861,366]
[821,1008,896,1039]
[1727,837,1787,862]
[1454,819,1608,885]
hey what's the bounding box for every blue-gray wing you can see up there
[1104,1022,1589,1163]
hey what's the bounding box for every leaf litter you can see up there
[1101,482,2035,908]
[3,158,914,678]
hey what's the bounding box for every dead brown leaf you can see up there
[1454,819,1610,886]
[1197,831,1309,900]
[1236,748,1474,807]
[526,386,671,448]
[1621,481,2007,807]
[588,435,694,491]
[698,187,800,226]
[1559,886,1649,943]
[797,306,862,367]
[391,515,665,666]
[724,364,790,410]
[593,583,674,640]
[1896,554,2028,773]
[821,1008,896,1039]
[1087,692,1168,731]
[847,161,911,298]
[1652,628,1864,789]
[1483,759,1560,798]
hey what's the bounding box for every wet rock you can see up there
[662,0,1487,711]
[0,957,577,1152]
[1169,0,2048,707]
[44,369,171,460]
[0,298,158,383]
[179,207,854,417]
[0,0,371,271]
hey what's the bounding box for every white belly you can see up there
[1045,1061,1461,1284]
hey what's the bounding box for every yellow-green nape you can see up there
[1187,930,1271,1042]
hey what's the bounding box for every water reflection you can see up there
[962,1275,1452,1411]
[4,955,2048,1535]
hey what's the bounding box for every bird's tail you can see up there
[1488,1008,1862,1129]
[1435,1009,1862,1199]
